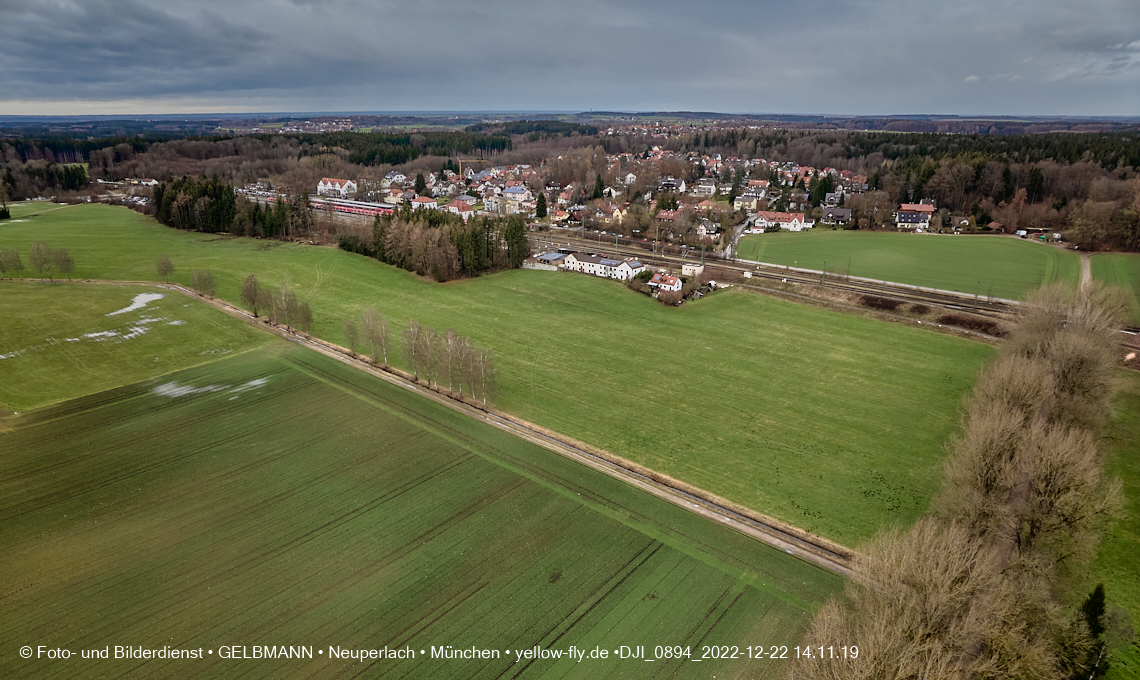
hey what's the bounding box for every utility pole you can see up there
[821,261,826,285]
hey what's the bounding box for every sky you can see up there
[1,0,1138,117]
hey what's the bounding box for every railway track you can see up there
[533,234,1016,319]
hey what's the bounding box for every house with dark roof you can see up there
[896,210,931,230]
[819,207,852,226]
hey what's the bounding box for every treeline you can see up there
[343,310,497,406]
[793,284,1131,679]
[338,207,529,281]
[288,130,512,166]
[154,175,239,234]
[668,128,1140,173]
[464,120,599,141]
[1,136,153,165]
[0,160,88,200]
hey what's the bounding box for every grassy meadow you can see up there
[736,230,1081,299]
[0,343,842,679]
[1090,370,1140,679]
[0,282,271,411]
[1091,253,1140,324]
[0,204,995,544]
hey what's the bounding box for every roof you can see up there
[900,203,935,214]
[449,200,473,212]
[756,211,805,223]
[321,177,354,186]
[537,252,567,263]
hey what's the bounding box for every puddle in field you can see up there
[153,382,230,397]
[154,377,270,399]
[107,293,164,316]
[1,304,188,360]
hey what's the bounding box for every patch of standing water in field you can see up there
[153,377,268,399]
[107,293,164,316]
[225,378,268,400]
[152,382,231,398]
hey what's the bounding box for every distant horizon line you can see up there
[2,111,1139,122]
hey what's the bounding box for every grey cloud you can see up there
[0,0,1137,115]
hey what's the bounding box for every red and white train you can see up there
[264,194,397,218]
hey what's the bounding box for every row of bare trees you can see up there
[342,310,497,407]
[792,283,1132,679]
[0,242,75,280]
[239,274,313,333]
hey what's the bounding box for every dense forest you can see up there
[338,207,529,281]
[289,130,512,166]
[464,121,599,141]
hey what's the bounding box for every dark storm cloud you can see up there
[0,0,1137,115]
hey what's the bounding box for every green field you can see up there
[1091,370,1140,679]
[0,282,271,411]
[0,342,842,679]
[0,204,995,544]
[737,230,1081,299]
[1091,253,1140,324]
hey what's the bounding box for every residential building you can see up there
[317,178,357,198]
[648,272,682,292]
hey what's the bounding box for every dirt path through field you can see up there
[11,278,857,579]
[1080,252,1092,291]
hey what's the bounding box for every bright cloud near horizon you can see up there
[1,0,1138,117]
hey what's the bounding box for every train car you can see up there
[311,197,397,217]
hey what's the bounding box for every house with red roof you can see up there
[317,178,357,198]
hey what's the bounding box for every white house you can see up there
[755,210,814,232]
[648,272,682,292]
[410,196,438,211]
[446,200,474,221]
[896,211,931,230]
[502,186,532,204]
[615,259,645,281]
[563,253,622,279]
[317,178,357,198]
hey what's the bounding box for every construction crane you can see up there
[455,157,491,178]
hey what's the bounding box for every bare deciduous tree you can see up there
[191,270,216,297]
[359,306,383,363]
[402,320,422,380]
[420,326,440,387]
[156,254,175,282]
[51,248,74,280]
[343,319,359,355]
[0,248,23,278]
[29,241,52,279]
[240,274,262,316]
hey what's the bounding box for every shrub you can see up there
[938,313,1004,336]
[859,294,903,311]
